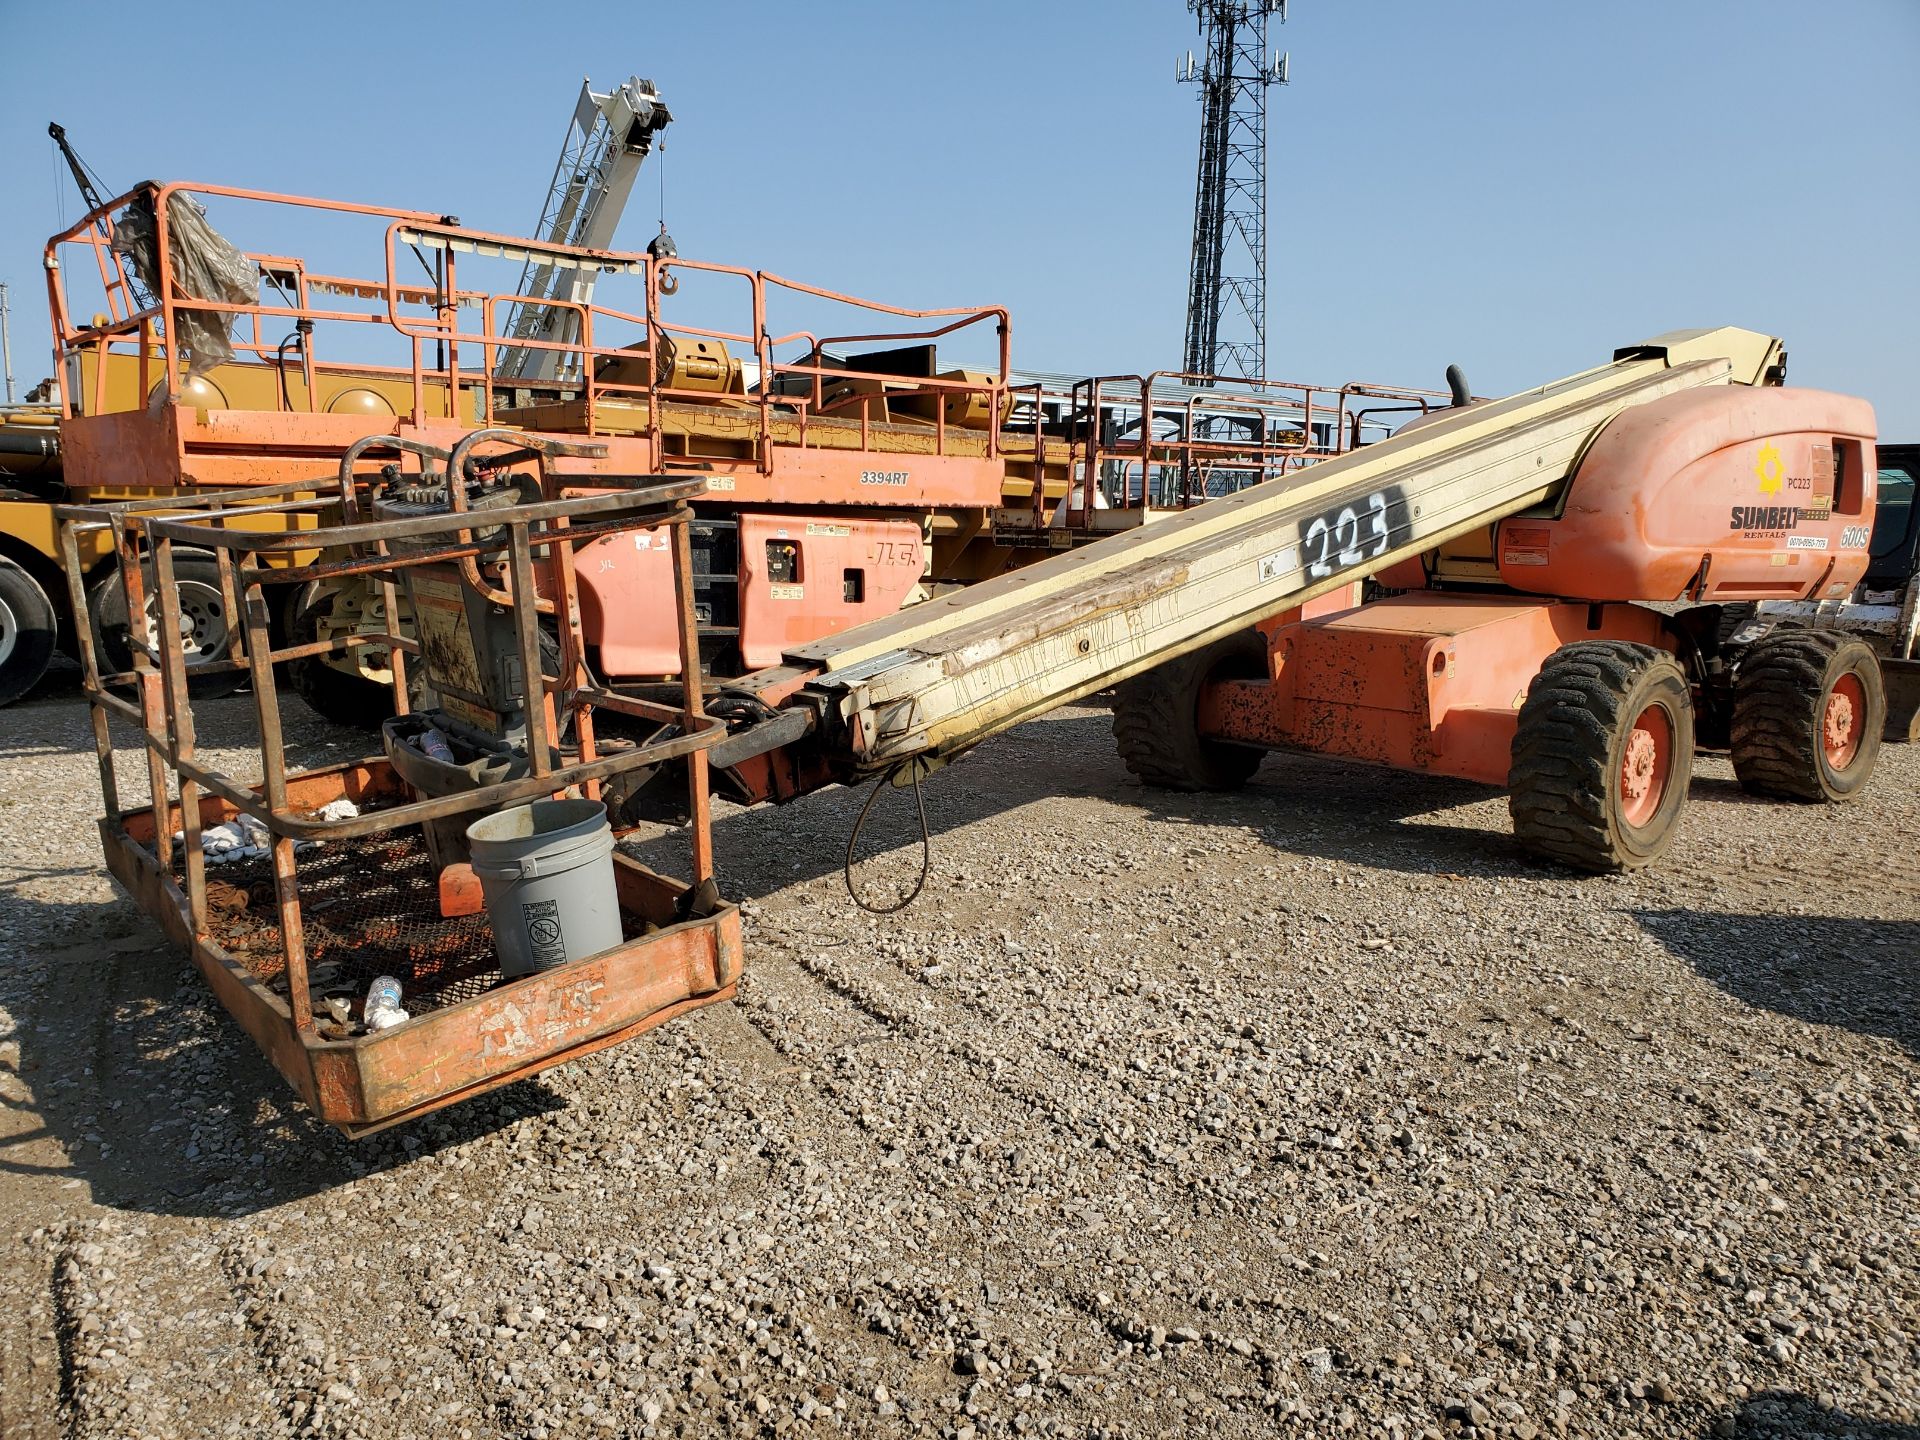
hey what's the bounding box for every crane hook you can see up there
[649,223,679,296]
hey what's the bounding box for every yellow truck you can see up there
[0,403,91,704]
[0,367,328,707]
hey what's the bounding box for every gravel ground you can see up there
[0,666,1915,1440]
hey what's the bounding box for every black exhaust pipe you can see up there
[1445,363,1471,408]
[0,428,59,461]
[0,427,60,480]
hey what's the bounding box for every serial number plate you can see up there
[1256,547,1299,583]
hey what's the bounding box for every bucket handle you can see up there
[472,831,610,882]
[481,853,565,881]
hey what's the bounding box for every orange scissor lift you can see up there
[32,180,1443,709]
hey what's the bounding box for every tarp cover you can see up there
[112,191,257,378]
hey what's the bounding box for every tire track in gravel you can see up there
[548,1013,1055,1416]
[802,924,1413,1179]
[746,934,1401,1319]
[653,1002,1116,1395]
[221,1202,514,1439]
[751,943,1143,1169]
[795,940,1238,1167]
[44,1236,83,1434]
[852,932,1306,1131]
[1728,850,1920,910]
[0,1260,61,1440]
[735,945,1227,1302]
[48,1224,282,1440]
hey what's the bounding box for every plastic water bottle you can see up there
[364,975,409,1031]
[416,727,456,764]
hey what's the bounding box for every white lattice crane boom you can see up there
[497,76,671,384]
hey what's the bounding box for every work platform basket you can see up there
[56,434,738,1135]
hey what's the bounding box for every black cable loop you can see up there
[709,687,782,722]
[843,760,931,915]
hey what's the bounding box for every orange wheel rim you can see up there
[1822,673,1865,770]
[1619,702,1673,829]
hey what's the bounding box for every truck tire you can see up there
[0,557,58,707]
[1509,640,1694,873]
[1730,629,1883,801]
[91,553,246,697]
[1112,631,1268,792]
[289,656,405,731]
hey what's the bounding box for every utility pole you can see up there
[1178,0,1287,383]
[1,283,14,406]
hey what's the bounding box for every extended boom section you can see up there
[772,328,1785,771]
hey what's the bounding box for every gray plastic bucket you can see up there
[466,799,621,978]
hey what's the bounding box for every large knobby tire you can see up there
[1730,629,1884,802]
[1112,631,1268,792]
[92,552,246,698]
[1509,640,1695,873]
[0,557,58,707]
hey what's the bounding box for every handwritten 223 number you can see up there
[1301,485,1408,580]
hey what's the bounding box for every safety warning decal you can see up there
[523,899,568,970]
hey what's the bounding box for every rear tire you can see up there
[284,586,563,735]
[0,557,58,707]
[285,586,412,731]
[1509,640,1694,873]
[1112,631,1268,792]
[1730,629,1883,801]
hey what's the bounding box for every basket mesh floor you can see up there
[184,827,645,1023]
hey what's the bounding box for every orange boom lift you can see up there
[1111,380,1887,870]
[642,328,1892,875]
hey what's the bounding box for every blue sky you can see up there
[2,0,1916,431]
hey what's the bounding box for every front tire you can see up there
[1112,631,1269,792]
[1509,640,1694,873]
[0,557,58,707]
[92,552,246,697]
[1730,629,1883,801]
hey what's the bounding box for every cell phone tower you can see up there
[1178,0,1288,383]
